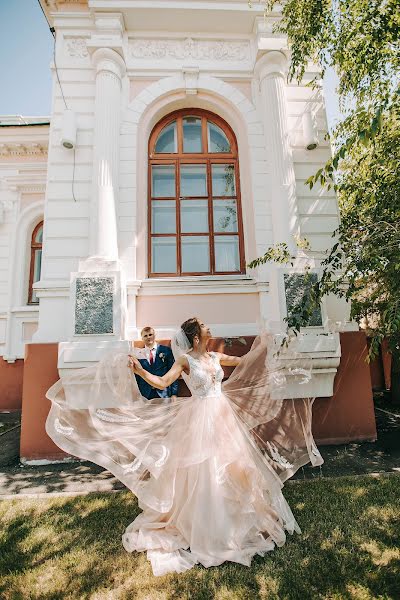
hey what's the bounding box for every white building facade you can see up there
[0,0,355,399]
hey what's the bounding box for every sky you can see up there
[0,0,54,117]
[0,0,341,128]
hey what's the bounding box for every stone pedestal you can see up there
[58,257,129,374]
[270,332,341,400]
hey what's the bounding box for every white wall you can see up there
[1,4,349,355]
[0,144,47,359]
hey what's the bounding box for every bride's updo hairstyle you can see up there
[181,317,201,348]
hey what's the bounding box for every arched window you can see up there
[148,109,245,276]
[28,221,43,304]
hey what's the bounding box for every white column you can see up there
[254,51,301,330]
[90,48,126,260]
[256,51,299,254]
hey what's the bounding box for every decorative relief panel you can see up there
[283,273,323,327]
[0,143,47,157]
[0,199,14,223]
[129,37,251,63]
[75,277,114,335]
[65,37,89,59]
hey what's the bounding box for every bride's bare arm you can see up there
[128,355,187,390]
[213,352,242,367]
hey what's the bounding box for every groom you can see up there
[135,326,178,402]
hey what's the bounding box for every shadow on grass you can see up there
[0,475,399,599]
[295,407,400,481]
[0,462,125,496]
[1,406,399,499]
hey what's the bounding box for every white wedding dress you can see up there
[46,336,323,576]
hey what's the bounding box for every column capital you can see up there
[255,51,288,82]
[91,47,126,80]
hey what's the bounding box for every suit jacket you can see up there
[135,344,178,399]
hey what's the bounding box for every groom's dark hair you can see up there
[181,317,201,347]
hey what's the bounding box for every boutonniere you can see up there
[159,352,166,363]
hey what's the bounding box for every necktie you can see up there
[149,349,154,365]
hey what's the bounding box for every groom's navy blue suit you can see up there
[135,344,178,400]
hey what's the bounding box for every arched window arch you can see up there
[28,221,43,304]
[148,109,245,276]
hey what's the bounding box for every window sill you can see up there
[11,306,40,313]
[131,276,268,297]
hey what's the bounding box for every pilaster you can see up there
[90,47,126,259]
[255,50,299,251]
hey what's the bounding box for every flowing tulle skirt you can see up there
[46,336,323,575]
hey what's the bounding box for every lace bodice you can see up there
[184,352,224,398]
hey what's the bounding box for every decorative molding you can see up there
[136,276,267,297]
[129,38,251,63]
[2,174,47,194]
[254,15,288,55]
[65,37,89,58]
[18,184,46,194]
[0,180,18,222]
[92,47,126,79]
[255,50,288,81]
[182,66,199,95]
[41,0,87,10]
[0,142,48,158]
[0,198,14,223]
[93,13,125,35]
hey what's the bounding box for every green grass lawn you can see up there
[1,475,399,600]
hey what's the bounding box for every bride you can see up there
[46,317,323,576]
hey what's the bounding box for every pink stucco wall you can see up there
[136,293,259,328]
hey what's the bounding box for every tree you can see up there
[249,1,400,401]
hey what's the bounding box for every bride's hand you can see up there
[128,355,142,373]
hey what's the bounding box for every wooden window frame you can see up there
[28,221,43,304]
[148,109,245,277]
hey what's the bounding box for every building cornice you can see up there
[0,125,49,160]
[0,143,48,159]
[40,0,88,21]
[2,167,47,194]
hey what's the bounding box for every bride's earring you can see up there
[194,336,199,348]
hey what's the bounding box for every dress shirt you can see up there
[144,342,158,363]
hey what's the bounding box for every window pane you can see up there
[211,164,236,196]
[181,200,209,233]
[155,121,177,153]
[35,225,43,243]
[180,165,207,197]
[208,121,231,153]
[152,201,176,233]
[181,236,210,272]
[215,236,240,272]
[30,249,42,303]
[33,249,42,283]
[183,117,202,153]
[152,165,175,198]
[213,199,238,232]
[152,238,177,273]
